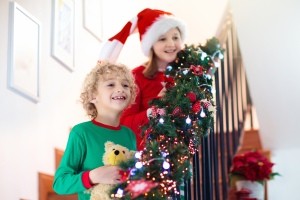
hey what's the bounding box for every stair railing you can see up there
[184,8,254,200]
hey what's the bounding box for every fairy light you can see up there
[218,52,224,59]
[135,162,143,169]
[159,118,164,124]
[135,151,142,159]
[186,116,192,124]
[183,69,188,75]
[162,152,168,157]
[130,168,137,176]
[115,188,124,198]
[200,109,206,117]
[166,65,173,71]
[206,74,212,79]
[201,52,207,60]
[163,161,170,169]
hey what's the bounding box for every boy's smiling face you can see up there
[93,74,132,115]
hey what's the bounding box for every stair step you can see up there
[239,129,262,152]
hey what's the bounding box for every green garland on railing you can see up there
[112,37,224,199]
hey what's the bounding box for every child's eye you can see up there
[158,37,166,41]
[107,83,114,87]
[123,84,129,88]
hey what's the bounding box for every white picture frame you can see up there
[83,0,102,41]
[51,0,75,71]
[8,2,40,103]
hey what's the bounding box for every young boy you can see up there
[53,61,137,200]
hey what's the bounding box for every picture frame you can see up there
[83,0,103,41]
[51,0,75,71]
[8,2,40,103]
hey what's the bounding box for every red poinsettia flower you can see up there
[190,65,204,76]
[125,179,159,199]
[186,92,197,103]
[230,151,279,182]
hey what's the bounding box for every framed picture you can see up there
[51,0,75,71]
[83,0,102,41]
[8,2,40,103]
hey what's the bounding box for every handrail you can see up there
[184,7,254,200]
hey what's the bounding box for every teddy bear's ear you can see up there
[128,150,136,158]
[104,141,115,150]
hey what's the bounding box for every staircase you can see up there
[38,148,77,200]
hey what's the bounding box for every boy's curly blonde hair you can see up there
[80,61,137,119]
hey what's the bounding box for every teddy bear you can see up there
[89,141,135,200]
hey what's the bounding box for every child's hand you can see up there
[89,165,121,184]
[157,87,166,97]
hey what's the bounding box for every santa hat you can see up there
[99,8,187,63]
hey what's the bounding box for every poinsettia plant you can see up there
[229,151,280,184]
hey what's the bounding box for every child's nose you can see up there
[116,86,123,92]
[166,38,175,46]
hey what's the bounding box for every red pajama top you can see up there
[120,65,165,150]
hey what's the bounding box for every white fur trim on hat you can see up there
[98,40,124,63]
[141,15,187,57]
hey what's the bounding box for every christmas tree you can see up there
[112,37,224,199]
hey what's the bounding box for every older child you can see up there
[98,8,187,150]
[53,61,137,200]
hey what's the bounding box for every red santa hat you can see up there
[99,8,187,63]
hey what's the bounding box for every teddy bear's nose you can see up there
[114,150,120,155]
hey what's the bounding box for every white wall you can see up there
[0,0,228,199]
[230,0,300,199]
[0,0,98,199]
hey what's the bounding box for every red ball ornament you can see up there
[192,101,201,113]
[186,92,197,103]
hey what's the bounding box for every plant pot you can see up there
[235,180,264,200]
